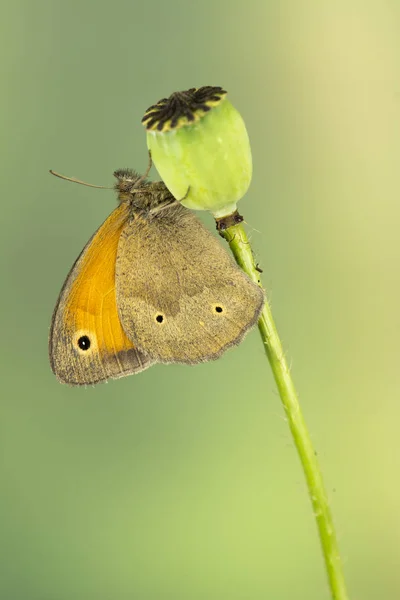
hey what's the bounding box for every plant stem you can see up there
[220,221,349,600]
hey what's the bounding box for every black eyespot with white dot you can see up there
[77,335,91,351]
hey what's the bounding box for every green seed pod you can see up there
[142,87,252,218]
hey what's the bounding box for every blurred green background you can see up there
[1,1,399,598]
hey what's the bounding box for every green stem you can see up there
[220,222,349,600]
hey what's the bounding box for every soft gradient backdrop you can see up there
[1,1,399,598]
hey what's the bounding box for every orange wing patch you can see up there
[64,202,133,353]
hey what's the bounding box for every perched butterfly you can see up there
[49,159,264,385]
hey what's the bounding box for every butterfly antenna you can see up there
[49,170,113,189]
[132,151,153,189]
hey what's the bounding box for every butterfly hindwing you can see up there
[116,203,264,364]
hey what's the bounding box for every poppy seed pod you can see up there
[142,87,252,218]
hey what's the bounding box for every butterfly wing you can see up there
[116,204,264,364]
[49,203,154,385]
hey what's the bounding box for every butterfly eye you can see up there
[155,314,165,324]
[77,335,91,350]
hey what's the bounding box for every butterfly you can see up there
[49,160,264,385]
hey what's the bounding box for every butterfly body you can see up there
[49,170,264,385]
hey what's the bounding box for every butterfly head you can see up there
[114,168,148,198]
[114,168,173,213]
